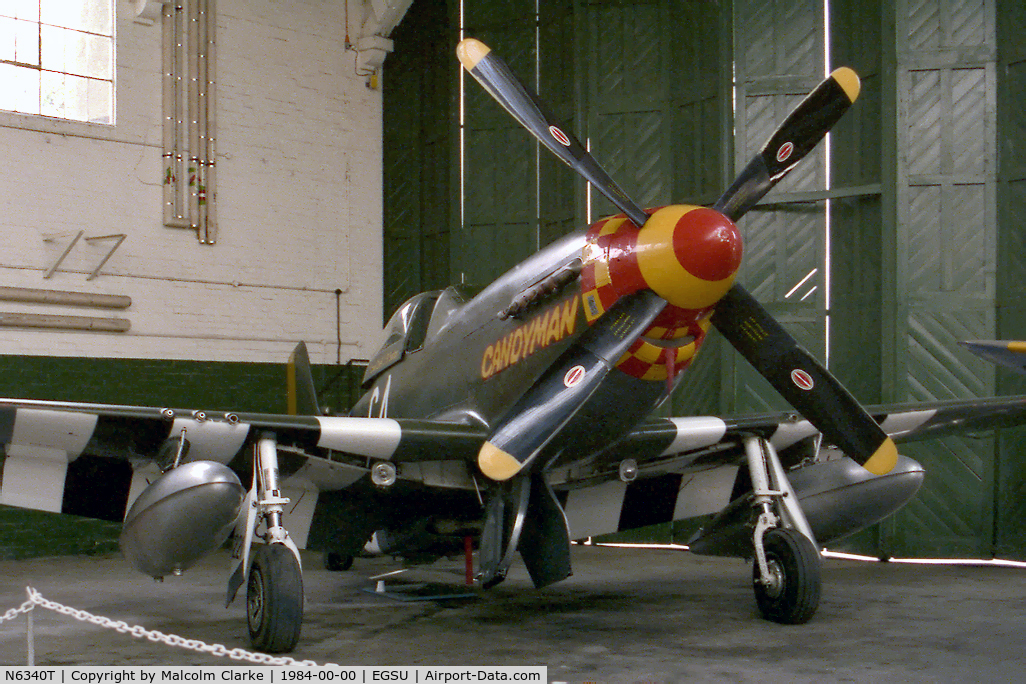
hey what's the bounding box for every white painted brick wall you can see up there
[0,0,383,366]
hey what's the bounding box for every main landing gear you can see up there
[227,433,304,653]
[743,435,821,624]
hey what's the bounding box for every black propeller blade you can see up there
[707,67,897,475]
[458,38,672,481]
[711,284,897,475]
[713,67,860,221]
[457,38,649,228]
[478,290,667,480]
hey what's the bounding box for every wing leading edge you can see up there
[0,397,487,523]
[550,394,1026,487]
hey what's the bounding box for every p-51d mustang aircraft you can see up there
[3,39,1026,655]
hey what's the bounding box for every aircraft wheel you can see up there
[247,543,304,653]
[752,527,821,625]
[325,552,354,571]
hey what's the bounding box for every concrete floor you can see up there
[2,545,1026,682]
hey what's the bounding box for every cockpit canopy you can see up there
[363,287,468,386]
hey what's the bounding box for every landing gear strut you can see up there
[743,435,821,624]
[227,433,304,653]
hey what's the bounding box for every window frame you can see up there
[0,0,116,126]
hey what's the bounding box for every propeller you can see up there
[711,285,896,475]
[478,290,667,480]
[713,67,861,221]
[458,38,896,478]
[704,67,896,476]
[457,38,648,228]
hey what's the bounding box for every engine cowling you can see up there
[120,460,244,579]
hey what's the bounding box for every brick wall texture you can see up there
[0,0,384,366]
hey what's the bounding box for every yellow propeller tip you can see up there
[457,38,491,70]
[831,67,861,103]
[478,441,522,481]
[862,437,898,476]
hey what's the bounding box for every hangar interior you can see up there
[0,0,1024,563]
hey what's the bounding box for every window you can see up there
[0,0,114,124]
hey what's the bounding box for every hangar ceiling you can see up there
[383,0,1026,559]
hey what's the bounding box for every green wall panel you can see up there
[584,0,669,219]
[461,0,540,289]
[665,0,732,419]
[383,0,457,319]
[995,0,1026,559]
[538,1,580,247]
[882,0,999,559]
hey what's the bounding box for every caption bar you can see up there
[0,668,545,684]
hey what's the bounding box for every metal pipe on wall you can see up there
[187,0,200,230]
[0,313,131,333]
[205,0,218,244]
[160,0,218,241]
[161,2,175,226]
[197,0,208,241]
[0,287,132,309]
[173,1,189,227]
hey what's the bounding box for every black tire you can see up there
[752,527,821,625]
[325,552,354,571]
[247,544,304,653]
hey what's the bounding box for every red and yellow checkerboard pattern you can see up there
[579,212,717,382]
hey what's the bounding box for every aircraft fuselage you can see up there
[351,204,742,472]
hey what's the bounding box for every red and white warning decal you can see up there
[549,126,572,147]
[776,141,794,163]
[564,364,586,388]
[790,368,815,391]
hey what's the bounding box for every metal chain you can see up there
[7,588,336,667]
[0,597,35,624]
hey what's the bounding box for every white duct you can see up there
[204,0,218,243]
[161,2,174,226]
[187,0,200,229]
[197,0,207,237]
[204,0,218,244]
[171,1,190,228]
[0,287,132,309]
[0,313,131,333]
[161,0,217,242]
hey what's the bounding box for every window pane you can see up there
[40,70,110,123]
[41,0,112,36]
[86,76,110,124]
[1,0,41,22]
[41,25,112,79]
[0,16,16,62]
[84,31,111,79]
[0,17,40,66]
[40,24,71,74]
[39,69,68,118]
[0,62,40,115]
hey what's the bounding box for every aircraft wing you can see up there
[0,397,487,521]
[961,340,1026,376]
[566,394,1026,484]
